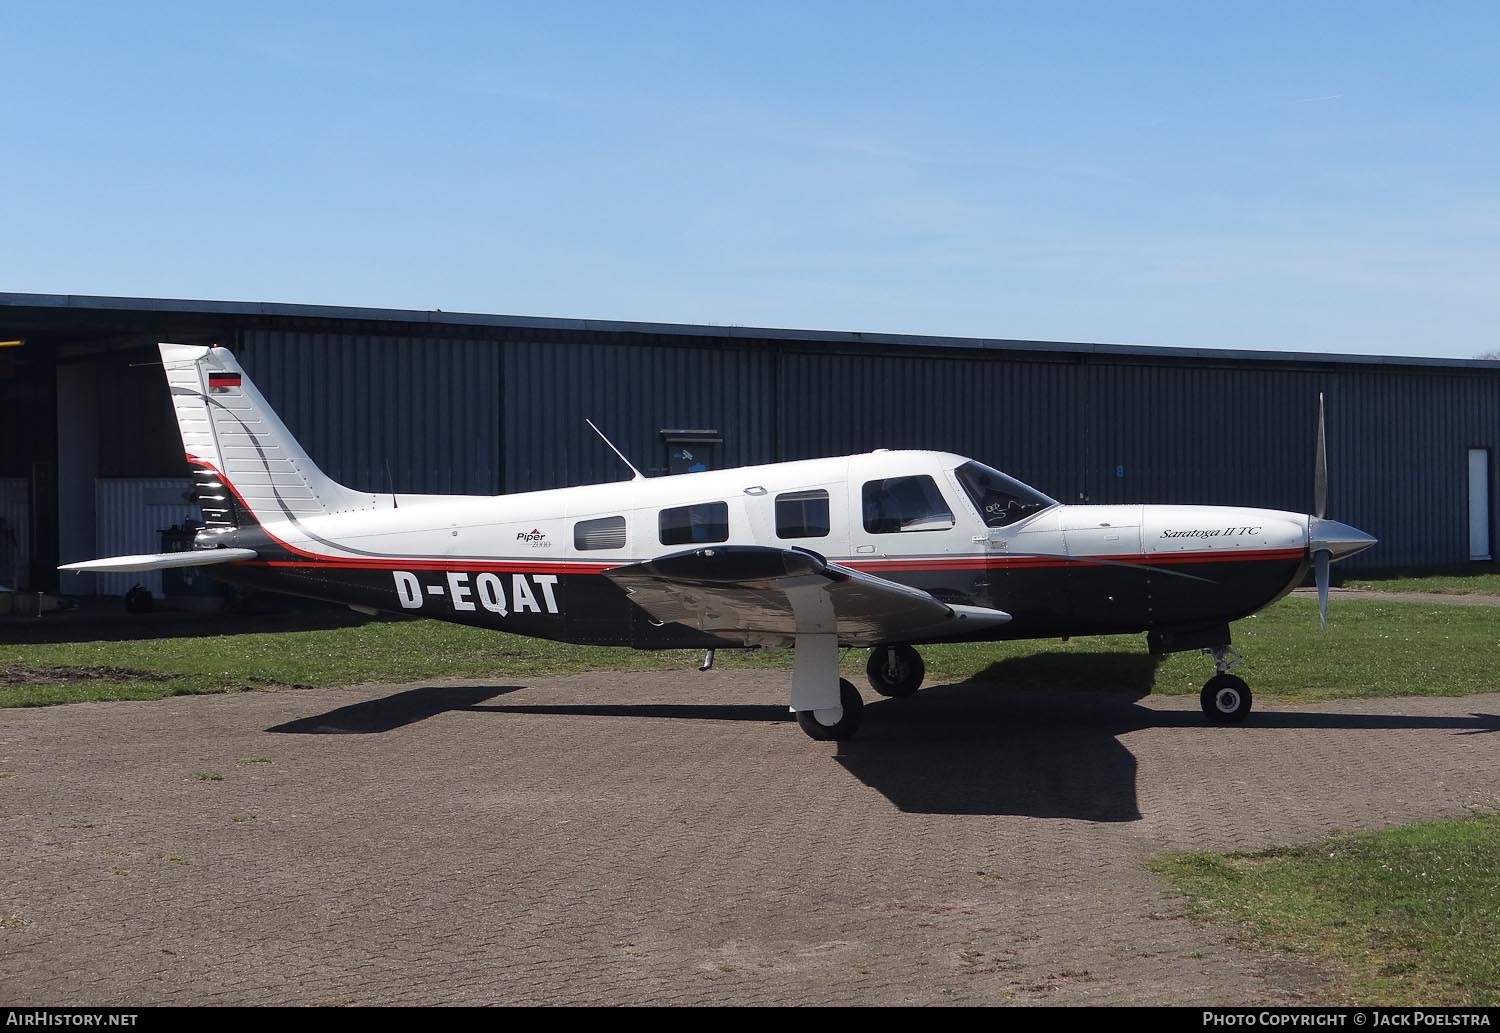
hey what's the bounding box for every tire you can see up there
[866,644,925,698]
[796,679,865,741]
[1201,673,1252,723]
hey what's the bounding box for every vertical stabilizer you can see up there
[160,343,372,527]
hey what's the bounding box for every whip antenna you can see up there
[586,419,645,481]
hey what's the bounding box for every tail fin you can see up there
[161,343,372,528]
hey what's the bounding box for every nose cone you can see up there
[1309,517,1378,561]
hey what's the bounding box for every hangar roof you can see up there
[2,290,1497,373]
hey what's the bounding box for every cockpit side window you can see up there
[861,475,955,534]
[955,460,1056,528]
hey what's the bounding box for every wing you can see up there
[603,546,1010,647]
[59,548,258,573]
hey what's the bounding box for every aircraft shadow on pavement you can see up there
[264,654,1500,820]
[267,685,522,734]
[840,653,1500,819]
[467,701,792,722]
[837,651,1163,821]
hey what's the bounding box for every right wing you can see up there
[603,545,1010,646]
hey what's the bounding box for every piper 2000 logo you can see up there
[392,571,560,615]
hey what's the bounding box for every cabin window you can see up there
[954,460,1056,528]
[574,515,627,550]
[862,476,955,534]
[659,501,729,546]
[775,489,831,539]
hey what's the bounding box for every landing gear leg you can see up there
[791,632,864,741]
[1201,646,1252,723]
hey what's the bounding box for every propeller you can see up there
[1314,392,1327,521]
[1305,393,1376,626]
[1314,392,1331,629]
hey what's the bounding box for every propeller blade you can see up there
[1315,548,1331,631]
[1315,392,1328,519]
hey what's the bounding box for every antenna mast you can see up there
[585,419,645,481]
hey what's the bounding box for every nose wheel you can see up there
[866,644,925,697]
[1200,644,1252,722]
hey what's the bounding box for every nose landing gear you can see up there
[1200,646,1252,722]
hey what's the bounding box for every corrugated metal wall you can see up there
[1332,368,1500,573]
[501,337,775,491]
[216,327,1500,571]
[0,477,29,590]
[1081,361,1324,513]
[238,331,503,495]
[779,351,1089,502]
[781,350,1500,568]
[94,478,198,597]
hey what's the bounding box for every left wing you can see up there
[59,548,258,573]
[603,546,1010,646]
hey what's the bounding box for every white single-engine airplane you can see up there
[64,343,1376,741]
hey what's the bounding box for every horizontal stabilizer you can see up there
[59,548,258,574]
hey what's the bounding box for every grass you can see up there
[1344,563,1500,596]
[2,594,1499,708]
[1153,815,1500,1006]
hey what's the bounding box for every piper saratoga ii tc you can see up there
[63,343,1376,741]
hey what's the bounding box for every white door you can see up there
[1470,449,1491,561]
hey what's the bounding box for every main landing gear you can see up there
[1200,646,1252,723]
[790,632,865,742]
[796,679,865,741]
[866,644,925,698]
[793,642,927,742]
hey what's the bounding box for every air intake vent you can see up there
[191,468,241,529]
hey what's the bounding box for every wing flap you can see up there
[59,548,258,574]
[604,546,1010,646]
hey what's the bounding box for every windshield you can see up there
[955,461,1057,528]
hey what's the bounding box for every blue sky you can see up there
[4,2,1498,356]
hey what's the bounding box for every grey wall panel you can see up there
[0,477,29,590]
[777,350,1090,503]
[93,478,198,597]
[1084,361,1326,514]
[95,347,184,477]
[1331,368,1500,569]
[238,331,502,495]
[501,339,775,492]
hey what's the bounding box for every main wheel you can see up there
[796,679,865,741]
[1201,673,1252,723]
[866,644,925,698]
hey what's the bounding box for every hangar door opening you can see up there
[1470,449,1491,561]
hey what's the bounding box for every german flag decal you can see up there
[208,372,242,392]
